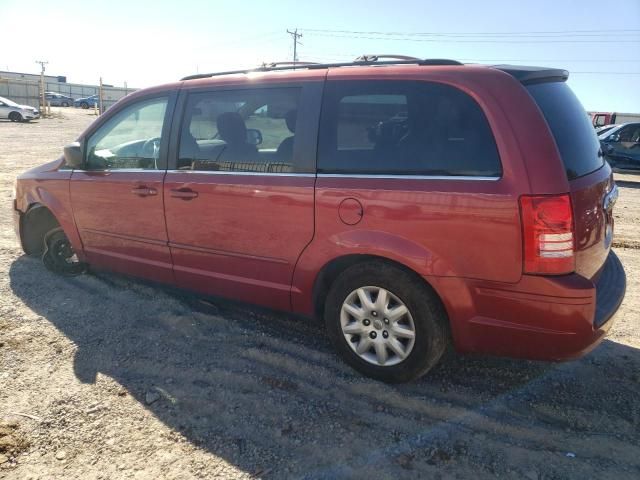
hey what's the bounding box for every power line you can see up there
[302,27,640,37]
[305,32,640,43]
[303,51,640,63]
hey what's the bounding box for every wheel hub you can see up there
[339,286,416,367]
[42,230,86,276]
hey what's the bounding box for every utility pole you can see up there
[99,77,104,115]
[286,29,303,65]
[35,60,48,111]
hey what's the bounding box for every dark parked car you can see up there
[45,92,74,107]
[74,94,99,109]
[600,122,640,170]
[13,58,625,382]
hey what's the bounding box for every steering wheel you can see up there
[142,137,161,169]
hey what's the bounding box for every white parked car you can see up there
[0,96,40,122]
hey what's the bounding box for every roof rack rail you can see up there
[354,54,421,62]
[260,61,321,68]
[180,57,463,81]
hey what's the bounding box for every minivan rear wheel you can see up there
[324,261,449,383]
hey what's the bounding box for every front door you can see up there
[70,94,175,283]
[0,100,10,119]
[163,83,321,311]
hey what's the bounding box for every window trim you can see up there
[166,169,316,177]
[317,80,503,178]
[317,173,500,180]
[167,82,323,174]
[76,91,177,172]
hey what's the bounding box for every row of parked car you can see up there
[45,92,100,108]
[0,92,101,122]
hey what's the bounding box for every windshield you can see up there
[0,96,19,107]
[595,125,615,135]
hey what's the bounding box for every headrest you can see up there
[217,112,247,144]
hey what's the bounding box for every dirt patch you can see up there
[0,109,639,479]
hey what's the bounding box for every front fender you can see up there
[17,166,85,261]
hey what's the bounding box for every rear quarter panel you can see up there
[292,66,559,315]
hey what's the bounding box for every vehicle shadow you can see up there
[8,255,640,478]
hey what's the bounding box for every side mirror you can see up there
[246,128,263,146]
[63,142,84,168]
[608,134,621,143]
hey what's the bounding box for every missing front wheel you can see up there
[42,228,87,276]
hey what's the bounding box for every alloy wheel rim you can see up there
[340,286,416,367]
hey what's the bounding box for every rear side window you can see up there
[318,81,501,177]
[527,82,603,180]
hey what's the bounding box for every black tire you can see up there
[8,111,22,122]
[42,228,87,276]
[80,102,89,109]
[61,101,69,107]
[324,261,449,383]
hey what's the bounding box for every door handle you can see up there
[131,186,158,196]
[170,188,199,200]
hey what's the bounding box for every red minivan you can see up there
[13,58,626,382]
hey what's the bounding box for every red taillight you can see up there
[519,194,575,275]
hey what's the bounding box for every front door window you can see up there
[85,97,168,170]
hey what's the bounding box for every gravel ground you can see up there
[0,108,639,479]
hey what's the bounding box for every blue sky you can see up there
[2,0,639,111]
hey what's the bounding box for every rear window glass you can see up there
[318,81,502,177]
[527,82,603,180]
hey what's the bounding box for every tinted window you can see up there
[86,97,168,170]
[527,82,603,180]
[178,88,301,173]
[318,81,501,176]
[618,124,640,143]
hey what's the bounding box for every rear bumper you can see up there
[593,250,626,328]
[431,250,626,361]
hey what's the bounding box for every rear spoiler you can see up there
[492,65,569,85]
